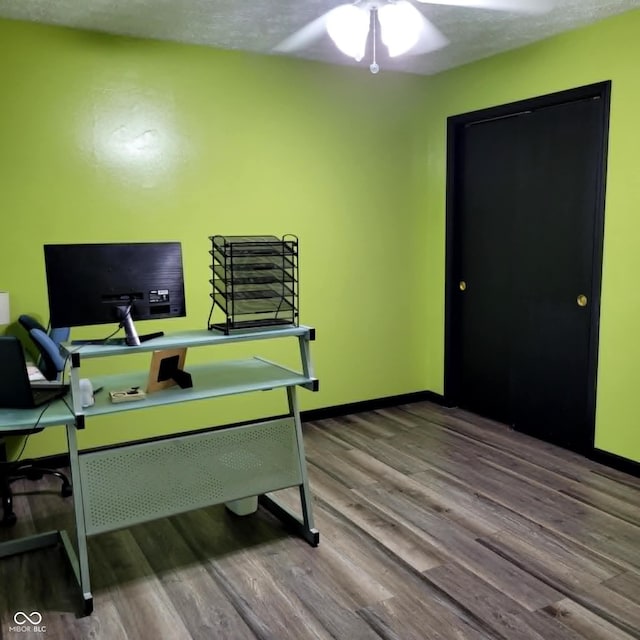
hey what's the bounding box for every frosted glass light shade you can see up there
[326,4,370,61]
[379,1,423,57]
[0,291,10,325]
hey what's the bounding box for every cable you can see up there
[6,400,72,465]
[68,318,124,350]
[61,395,74,415]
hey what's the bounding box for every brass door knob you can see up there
[459,281,467,291]
[577,294,588,307]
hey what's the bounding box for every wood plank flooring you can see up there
[1,401,639,640]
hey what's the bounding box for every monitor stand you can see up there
[118,305,141,346]
[70,305,164,346]
[116,305,164,346]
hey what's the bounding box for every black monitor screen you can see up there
[44,242,186,333]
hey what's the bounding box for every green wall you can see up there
[0,19,430,458]
[1,9,639,463]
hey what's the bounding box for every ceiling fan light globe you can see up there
[379,1,423,57]
[326,4,370,61]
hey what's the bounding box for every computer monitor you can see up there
[43,242,186,346]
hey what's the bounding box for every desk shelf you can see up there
[0,401,73,431]
[66,326,313,360]
[83,358,317,417]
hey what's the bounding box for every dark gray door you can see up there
[446,83,609,453]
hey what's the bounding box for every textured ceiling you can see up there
[0,0,639,75]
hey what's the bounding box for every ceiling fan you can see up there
[274,0,554,73]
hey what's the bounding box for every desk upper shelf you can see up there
[61,326,315,361]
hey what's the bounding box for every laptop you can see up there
[0,336,69,409]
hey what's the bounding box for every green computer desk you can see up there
[2,325,319,615]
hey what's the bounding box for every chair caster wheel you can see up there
[61,484,73,498]
[1,512,17,527]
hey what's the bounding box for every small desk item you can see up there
[0,337,68,409]
[27,363,47,382]
[109,387,147,403]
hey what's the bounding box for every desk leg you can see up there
[289,386,316,531]
[298,334,315,379]
[66,424,94,614]
[259,386,319,547]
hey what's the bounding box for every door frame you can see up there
[443,81,611,451]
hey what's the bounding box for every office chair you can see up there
[0,315,72,527]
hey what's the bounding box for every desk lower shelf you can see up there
[81,357,318,417]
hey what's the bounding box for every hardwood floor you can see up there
[1,401,639,639]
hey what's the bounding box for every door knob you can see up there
[459,281,467,291]
[577,294,588,307]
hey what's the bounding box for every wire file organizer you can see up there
[208,235,299,334]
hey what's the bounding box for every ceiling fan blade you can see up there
[409,12,450,56]
[273,6,351,53]
[414,0,554,14]
[273,15,330,53]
